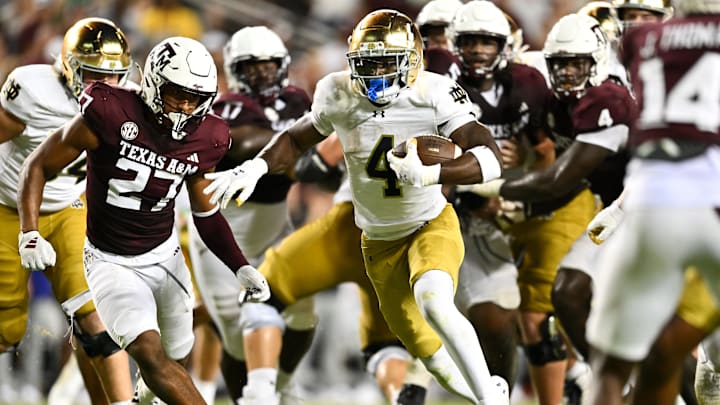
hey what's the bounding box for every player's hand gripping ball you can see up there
[391,134,462,165]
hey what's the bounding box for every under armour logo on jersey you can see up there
[373,110,385,118]
[449,85,469,104]
[186,153,199,163]
[120,122,139,141]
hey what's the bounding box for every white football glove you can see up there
[455,179,505,198]
[494,199,526,231]
[203,158,269,209]
[18,231,57,271]
[236,264,271,303]
[587,201,624,245]
[386,139,441,187]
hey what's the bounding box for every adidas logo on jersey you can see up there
[187,153,199,163]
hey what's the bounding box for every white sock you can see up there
[424,346,477,402]
[193,378,217,404]
[48,355,84,405]
[566,360,590,380]
[244,368,277,398]
[414,270,494,403]
[403,357,433,388]
[110,402,132,405]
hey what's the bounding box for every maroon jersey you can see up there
[458,63,552,144]
[424,47,462,80]
[212,85,311,203]
[548,80,635,205]
[80,82,230,255]
[622,16,720,150]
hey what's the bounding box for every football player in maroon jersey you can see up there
[585,1,720,404]
[449,3,577,404]
[460,12,635,405]
[185,26,314,404]
[1,17,135,404]
[17,36,269,405]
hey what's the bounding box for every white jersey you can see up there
[0,64,84,212]
[311,70,476,240]
[332,178,353,205]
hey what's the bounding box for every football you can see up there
[392,135,462,165]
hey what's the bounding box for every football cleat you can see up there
[131,370,165,405]
[395,383,427,405]
[564,378,583,405]
[489,375,510,405]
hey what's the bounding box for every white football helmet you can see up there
[543,14,610,101]
[223,26,290,99]
[60,17,132,98]
[347,9,423,105]
[141,36,217,140]
[450,0,511,79]
[676,0,720,15]
[415,0,463,48]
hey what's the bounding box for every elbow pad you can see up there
[294,146,343,192]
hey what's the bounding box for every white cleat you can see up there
[237,393,280,405]
[131,370,166,405]
[485,375,509,405]
[279,383,304,405]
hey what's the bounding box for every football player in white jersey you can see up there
[0,17,133,404]
[204,9,511,405]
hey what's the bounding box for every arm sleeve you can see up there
[192,208,249,271]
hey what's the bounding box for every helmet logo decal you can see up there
[120,121,139,141]
[360,42,385,51]
[153,43,177,71]
[591,25,609,48]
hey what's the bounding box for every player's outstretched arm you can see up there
[18,114,98,231]
[188,173,269,303]
[17,114,98,270]
[203,114,325,208]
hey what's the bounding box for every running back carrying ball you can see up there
[392,134,462,165]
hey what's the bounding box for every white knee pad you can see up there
[413,270,456,324]
[281,296,317,330]
[163,330,195,361]
[366,346,411,376]
[239,302,286,333]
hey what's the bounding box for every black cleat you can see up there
[396,383,427,405]
[564,377,583,405]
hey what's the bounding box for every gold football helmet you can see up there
[613,0,673,21]
[578,2,622,47]
[347,9,423,104]
[60,17,132,98]
[504,12,527,61]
